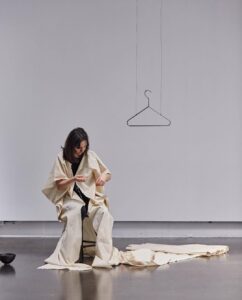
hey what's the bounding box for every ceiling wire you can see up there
[160,0,163,115]
[135,0,163,114]
[135,0,138,114]
[128,0,171,127]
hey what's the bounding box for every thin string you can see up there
[136,0,163,114]
[135,0,138,114]
[160,0,163,115]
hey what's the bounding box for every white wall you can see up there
[0,0,241,221]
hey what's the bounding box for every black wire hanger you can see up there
[127,89,171,127]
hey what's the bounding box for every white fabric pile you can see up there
[38,243,229,271]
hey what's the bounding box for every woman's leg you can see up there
[45,199,83,265]
[88,204,114,263]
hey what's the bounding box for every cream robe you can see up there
[42,150,117,268]
[42,150,111,217]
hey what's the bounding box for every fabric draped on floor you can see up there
[38,243,229,271]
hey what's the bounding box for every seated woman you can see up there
[42,127,117,267]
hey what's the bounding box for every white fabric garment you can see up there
[43,197,118,268]
[42,150,111,218]
[38,263,92,271]
[118,243,229,267]
[39,243,229,271]
[126,243,229,256]
[41,150,118,269]
[40,150,229,271]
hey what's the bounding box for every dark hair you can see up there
[63,127,89,163]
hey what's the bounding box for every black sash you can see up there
[71,156,90,216]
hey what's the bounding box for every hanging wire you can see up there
[136,0,163,114]
[127,0,171,127]
[135,0,138,114]
[160,0,163,115]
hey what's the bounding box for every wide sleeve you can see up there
[93,152,111,176]
[85,151,111,207]
[42,155,70,205]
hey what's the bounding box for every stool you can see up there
[78,206,96,263]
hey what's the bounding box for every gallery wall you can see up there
[0,0,241,221]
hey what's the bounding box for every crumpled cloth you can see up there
[38,263,92,271]
[120,243,229,267]
[38,243,229,271]
[126,243,229,256]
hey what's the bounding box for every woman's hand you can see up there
[96,174,107,186]
[74,175,87,182]
[56,175,86,190]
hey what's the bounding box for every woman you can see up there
[42,127,117,268]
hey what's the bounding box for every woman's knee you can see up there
[95,206,113,220]
[63,201,83,220]
[97,205,109,214]
[92,206,113,229]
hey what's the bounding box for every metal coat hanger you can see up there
[127,90,171,127]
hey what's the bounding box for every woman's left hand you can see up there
[96,174,106,186]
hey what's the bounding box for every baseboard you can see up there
[0,221,242,238]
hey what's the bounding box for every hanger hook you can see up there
[144,89,152,106]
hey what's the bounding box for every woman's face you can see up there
[73,140,88,158]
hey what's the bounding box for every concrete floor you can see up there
[0,237,241,300]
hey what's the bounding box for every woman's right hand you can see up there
[56,175,86,190]
[74,175,86,182]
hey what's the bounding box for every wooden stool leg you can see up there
[78,217,84,263]
[79,244,84,263]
